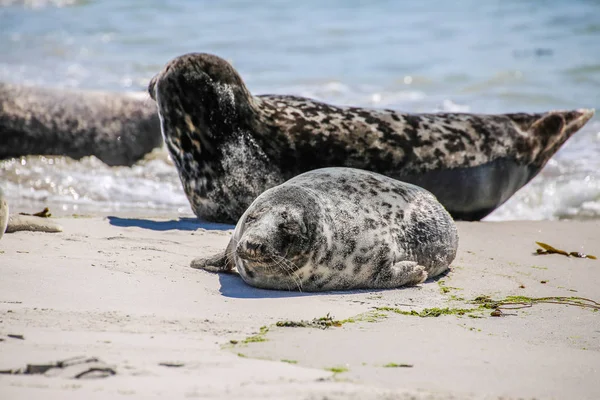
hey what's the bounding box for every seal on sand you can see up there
[0,187,63,240]
[0,187,8,240]
[0,82,162,166]
[191,167,458,291]
[149,52,595,223]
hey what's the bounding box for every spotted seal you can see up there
[148,52,595,223]
[0,82,162,166]
[191,167,458,291]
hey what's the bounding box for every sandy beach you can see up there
[0,215,598,399]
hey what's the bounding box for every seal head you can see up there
[233,186,319,289]
[149,53,280,223]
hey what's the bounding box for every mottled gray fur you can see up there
[149,53,595,222]
[0,82,162,166]
[191,168,458,291]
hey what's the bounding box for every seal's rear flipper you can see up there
[191,250,234,273]
[507,108,595,168]
[373,261,428,289]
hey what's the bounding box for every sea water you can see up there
[1,0,599,220]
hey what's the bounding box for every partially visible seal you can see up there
[0,187,62,240]
[0,82,162,166]
[0,187,8,240]
[191,167,458,291]
[148,52,595,223]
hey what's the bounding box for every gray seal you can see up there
[148,52,595,223]
[191,167,458,291]
[0,82,162,166]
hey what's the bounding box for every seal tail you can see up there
[507,108,595,167]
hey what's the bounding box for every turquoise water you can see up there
[1,0,599,219]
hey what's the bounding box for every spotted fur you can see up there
[149,53,595,223]
[191,168,458,291]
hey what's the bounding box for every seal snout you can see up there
[236,237,270,262]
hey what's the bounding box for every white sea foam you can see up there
[1,150,191,216]
[486,120,600,220]
[1,93,598,221]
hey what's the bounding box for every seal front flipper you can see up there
[190,238,236,273]
[190,250,235,273]
[374,261,428,289]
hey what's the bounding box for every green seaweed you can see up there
[281,359,298,364]
[383,363,413,368]
[437,280,462,295]
[276,311,387,329]
[325,366,349,373]
[376,306,480,318]
[276,313,342,329]
[471,295,600,311]
[241,326,269,344]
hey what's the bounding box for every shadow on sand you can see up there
[216,273,318,299]
[107,216,234,232]
[213,270,440,299]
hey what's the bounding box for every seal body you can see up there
[149,52,595,223]
[191,167,458,292]
[0,82,162,166]
[0,187,8,240]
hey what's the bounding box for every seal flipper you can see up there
[373,261,428,289]
[190,240,235,273]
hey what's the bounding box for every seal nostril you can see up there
[237,240,268,260]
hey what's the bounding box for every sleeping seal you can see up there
[191,168,458,291]
[149,52,595,223]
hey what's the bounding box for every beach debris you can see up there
[0,356,116,379]
[7,334,24,340]
[472,295,600,312]
[325,366,349,374]
[20,207,51,218]
[158,362,185,368]
[276,313,342,329]
[535,242,596,259]
[5,214,63,233]
[383,363,413,368]
[490,309,504,317]
[376,306,478,318]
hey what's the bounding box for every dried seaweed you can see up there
[19,207,52,218]
[535,242,596,259]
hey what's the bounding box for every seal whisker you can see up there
[269,253,304,292]
[267,255,294,291]
[268,255,295,290]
